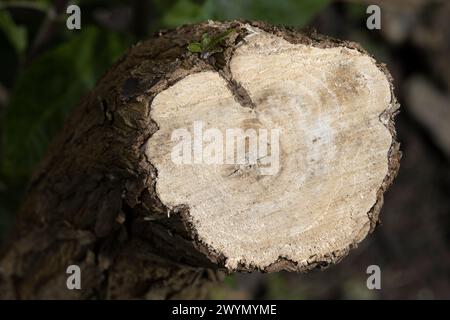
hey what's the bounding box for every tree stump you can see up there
[0,21,400,299]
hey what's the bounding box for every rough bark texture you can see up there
[0,21,400,299]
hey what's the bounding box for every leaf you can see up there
[205,28,235,51]
[201,32,211,47]
[1,26,129,178]
[187,42,202,53]
[188,28,234,57]
[0,10,27,54]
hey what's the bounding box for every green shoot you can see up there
[187,28,235,58]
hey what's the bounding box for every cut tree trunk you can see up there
[0,21,400,299]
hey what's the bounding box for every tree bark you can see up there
[0,21,400,299]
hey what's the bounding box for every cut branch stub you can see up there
[145,25,400,271]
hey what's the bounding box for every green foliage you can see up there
[265,273,307,299]
[347,2,368,20]
[159,0,206,27]
[1,27,128,178]
[0,9,27,55]
[188,28,235,57]
[343,278,377,299]
[162,0,331,27]
[223,274,238,289]
[187,42,202,53]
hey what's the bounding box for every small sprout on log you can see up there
[187,28,235,59]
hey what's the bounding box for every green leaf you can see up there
[188,29,234,56]
[201,33,211,48]
[0,10,27,54]
[187,42,202,53]
[205,28,235,51]
[1,26,129,178]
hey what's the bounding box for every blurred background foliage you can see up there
[0,0,449,299]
